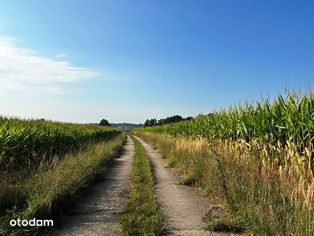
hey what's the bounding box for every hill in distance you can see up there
[110,123,144,130]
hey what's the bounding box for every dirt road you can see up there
[135,136,228,236]
[54,135,231,235]
[55,136,134,236]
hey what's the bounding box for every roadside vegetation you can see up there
[135,92,314,235]
[0,117,124,235]
[120,136,161,236]
[0,117,120,170]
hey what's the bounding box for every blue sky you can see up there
[0,0,313,123]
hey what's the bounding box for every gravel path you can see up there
[135,136,229,236]
[54,136,134,236]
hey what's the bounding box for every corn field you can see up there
[0,117,121,170]
[141,93,314,174]
[136,92,314,234]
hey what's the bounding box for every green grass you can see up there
[137,133,314,235]
[120,136,161,236]
[0,116,122,228]
[0,133,126,235]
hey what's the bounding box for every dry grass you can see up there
[0,134,126,235]
[138,132,314,235]
[140,92,314,177]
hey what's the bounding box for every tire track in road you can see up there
[134,136,231,236]
[55,136,134,236]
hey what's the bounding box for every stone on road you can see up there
[135,136,229,236]
[55,136,134,236]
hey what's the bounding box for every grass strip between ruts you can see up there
[120,136,161,235]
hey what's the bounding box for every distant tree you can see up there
[99,119,111,127]
[162,115,183,125]
[144,119,158,127]
[145,115,187,127]
[144,119,150,127]
[157,119,164,126]
[184,116,193,121]
[149,119,157,127]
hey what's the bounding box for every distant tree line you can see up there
[98,119,144,130]
[144,115,193,127]
[110,123,144,130]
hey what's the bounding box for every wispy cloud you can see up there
[55,53,67,59]
[0,37,100,94]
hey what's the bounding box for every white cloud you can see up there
[55,53,67,59]
[0,37,100,94]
